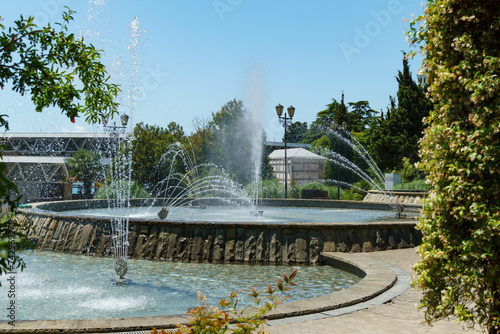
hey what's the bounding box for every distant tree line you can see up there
[283,55,432,184]
[71,54,432,196]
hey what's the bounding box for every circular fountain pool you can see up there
[3,251,360,320]
[69,205,399,223]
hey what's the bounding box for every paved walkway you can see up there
[267,248,484,334]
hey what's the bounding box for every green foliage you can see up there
[409,0,500,332]
[94,179,150,199]
[204,99,271,186]
[260,144,275,182]
[294,182,340,200]
[395,157,420,183]
[0,148,21,208]
[65,149,103,199]
[391,179,427,191]
[315,93,349,128]
[131,122,185,190]
[0,8,119,125]
[284,121,308,143]
[314,93,376,133]
[151,270,297,334]
[368,55,433,172]
[244,179,284,199]
[0,8,117,278]
[340,188,363,201]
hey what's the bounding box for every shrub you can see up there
[94,179,150,199]
[392,179,427,191]
[150,270,297,334]
[398,157,420,183]
[340,188,363,201]
[408,0,500,331]
[244,179,285,199]
[295,182,340,200]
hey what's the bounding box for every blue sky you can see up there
[2,0,425,140]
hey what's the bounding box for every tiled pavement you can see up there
[267,248,484,334]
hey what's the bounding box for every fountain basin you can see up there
[0,251,398,333]
[1,250,360,320]
[21,199,422,264]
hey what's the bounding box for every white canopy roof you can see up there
[269,148,326,160]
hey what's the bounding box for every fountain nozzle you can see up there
[158,207,169,219]
[250,210,264,217]
[114,257,128,279]
[395,205,407,219]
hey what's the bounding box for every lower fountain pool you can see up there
[3,251,360,320]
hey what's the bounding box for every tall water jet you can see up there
[246,63,265,216]
[87,1,145,279]
[107,16,144,280]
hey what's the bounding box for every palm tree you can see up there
[65,149,104,199]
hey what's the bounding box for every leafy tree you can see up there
[315,93,349,128]
[315,94,375,133]
[260,140,275,181]
[408,0,500,332]
[130,122,185,190]
[190,115,214,165]
[0,8,119,125]
[66,149,103,199]
[347,101,377,133]
[369,56,432,171]
[207,99,269,185]
[0,9,118,275]
[368,100,402,171]
[284,121,308,143]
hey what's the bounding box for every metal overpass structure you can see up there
[0,133,124,202]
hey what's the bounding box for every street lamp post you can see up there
[102,113,129,180]
[331,121,348,200]
[276,104,295,199]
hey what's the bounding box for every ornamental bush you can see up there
[150,270,297,334]
[408,0,500,332]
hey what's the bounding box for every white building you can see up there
[269,148,326,186]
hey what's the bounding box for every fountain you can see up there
[314,123,406,218]
[247,63,265,217]
[147,142,250,219]
[1,250,361,320]
[0,2,423,329]
[87,4,145,280]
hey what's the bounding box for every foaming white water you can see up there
[78,296,147,311]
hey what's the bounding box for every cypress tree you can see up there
[369,56,432,171]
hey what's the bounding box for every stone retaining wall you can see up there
[363,190,425,205]
[19,202,422,265]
